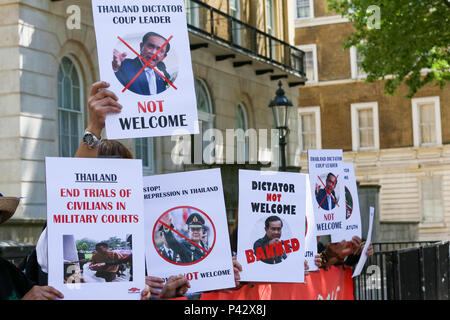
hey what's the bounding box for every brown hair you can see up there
[98,139,134,159]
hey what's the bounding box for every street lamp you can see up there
[269,81,293,172]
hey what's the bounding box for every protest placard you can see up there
[308,149,345,236]
[45,157,145,300]
[331,162,362,242]
[352,207,375,278]
[304,175,318,272]
[237,170,306,283]
[143,169,235,293]
[91,0,198,139]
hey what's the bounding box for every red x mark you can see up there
[317,175,340,209]
[158,220,209,254]
[117,36,178,93]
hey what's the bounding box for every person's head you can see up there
[140,32,170,67]
[97,139,133,159]
[325,173,337,191]
[264,216,283,240]
[186,213,205,244]
[0,193,20,225]
[95,242,109,254]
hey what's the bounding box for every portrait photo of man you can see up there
[253,216,288,265]
[112,31,175,96]
[315,173,338,211]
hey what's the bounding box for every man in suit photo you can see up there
[112,31,173,96]
[315,172,338,211]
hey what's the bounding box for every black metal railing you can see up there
[186,0,305,78]
[354,241,449,300]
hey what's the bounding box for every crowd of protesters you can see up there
[0,81,372,300]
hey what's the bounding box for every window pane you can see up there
[63,77,72,110]
[419,103,436,144]
[303,51,314,81]
[301,113,316,151]
[297,0,311,18]
[421,178,443,222]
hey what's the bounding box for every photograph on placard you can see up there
[63,234,133,284]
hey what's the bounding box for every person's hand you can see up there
[140,284,151,300]
[145,276,165,299]
[327,240,353,261]
[160,275,190,299]
[86,81,123,138]
[159,214,173,229]
[112,49,127,71]
[22,286,64,300]
[304,259,310,275]
[89,262,105,270]
[363,242,374,258]
[268,238,280,246]
[314,254,322,268]
[315,183,320,196]
[232,256,243,287]
[350,236,362,255]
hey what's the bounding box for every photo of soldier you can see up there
[155,209,214,265]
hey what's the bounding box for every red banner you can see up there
[200,265,354,300]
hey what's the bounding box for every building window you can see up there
[230,0,241,45]
[421,177,444,223]
[350,46,367,79]
[194,78,215,163]
[186,0,199,28]
[297,44,318,83]
[265,0,276,58]
[351,102,379,151]
[298,106,321,152]
[57,56,83,157]
[412,96,442,147]
[235,103,249,162]
[135,138,154,175]
[296,0,313,19]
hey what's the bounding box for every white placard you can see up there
[304,175,318,272]
[331,162,362,242]
[237,170,306,283]
[45,157,145,300]
[352,207,375,278]
[144,169,235,294]
[308,149,345,236]
[92,0,198,139]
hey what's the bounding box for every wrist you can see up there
[85,125,102,139]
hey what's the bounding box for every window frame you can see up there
[350,102,380,151]
[194,78,215,164]
[57,55,84,158]
[135,137,155,175]
[350,46,367,79]
[420,176,444,224]
[295,0,314,20]
[297,44,318,83]
[298,106,321,153]
[411,96,442,147]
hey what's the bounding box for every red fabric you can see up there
[200,265,354,300]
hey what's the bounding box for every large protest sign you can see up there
[353,207,375,278]
[331,162,362,242]
[237,170,306,283]
[45,157,145,300]
[92,0,198,139]
[304,175,318,272]
[308,149,345,236]
[144,169,235,293]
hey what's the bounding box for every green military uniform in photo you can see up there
[162,213,209,264]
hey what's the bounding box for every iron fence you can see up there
[354,241,449,300]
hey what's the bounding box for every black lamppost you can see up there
[269,81,293,172]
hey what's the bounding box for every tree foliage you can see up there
[328,0,450,97]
